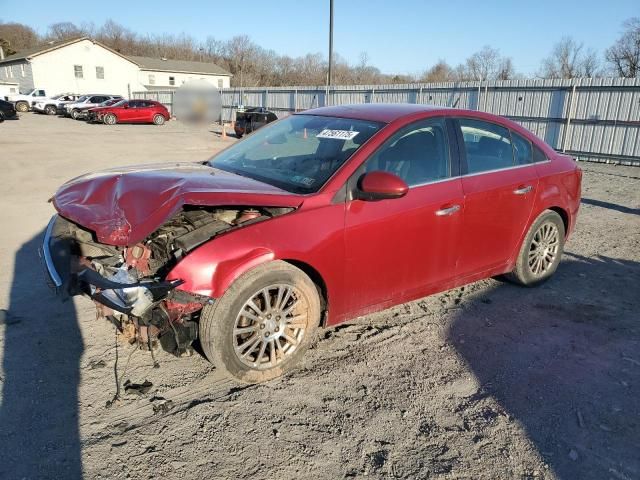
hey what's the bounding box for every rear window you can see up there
[459,118,514,174]
[511,131,533,165]
[533,144,548,163]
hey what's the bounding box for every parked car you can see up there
[91,99,170,125]
[76,98,122,121]
[41,104,582,383]
[32,94,81,115]
[7,88,47,112]
[234,107,278,137]
[64,95,122,119]
[0,99,18,122]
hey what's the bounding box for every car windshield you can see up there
[208,114,383,194]
[76,95,88,102]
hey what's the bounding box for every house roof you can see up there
[126,55,231,76]
[0,36,137,66]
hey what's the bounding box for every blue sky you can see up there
[1,0,637,75]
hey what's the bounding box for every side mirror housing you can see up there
[356,171,409,201]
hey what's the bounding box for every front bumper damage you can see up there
[39,215,211,356]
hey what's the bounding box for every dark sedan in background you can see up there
[0,99,18,122]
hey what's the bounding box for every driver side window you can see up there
[362,118,451,187]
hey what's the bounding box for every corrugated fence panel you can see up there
[133,77,640,165]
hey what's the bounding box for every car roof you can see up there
[301,103,451,123]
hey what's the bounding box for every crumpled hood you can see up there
[53,162,302,246]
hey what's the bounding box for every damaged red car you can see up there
[41,104,582,383]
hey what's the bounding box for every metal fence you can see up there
[134,77,640,166]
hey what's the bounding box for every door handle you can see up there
[513,185,533,195]
[435,204,461,216]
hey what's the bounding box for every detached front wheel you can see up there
[200,261,320,383]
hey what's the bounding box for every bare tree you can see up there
[0,22,38,54]
[421,60,455,82]
[46,22,86,41]
[606,17,640,78]
[539,37,601,78]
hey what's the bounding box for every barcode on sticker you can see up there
[316,129,359,140]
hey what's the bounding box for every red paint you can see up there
[52,104,582,327]
[359,171,409,199]
[91,100,170,124]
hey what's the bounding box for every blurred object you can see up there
[234,107,277,138]
[173,80,222,124]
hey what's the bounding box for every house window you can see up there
[20,64,25,77]
[74,65,83,79]
[148,74,155,85]
[169,76,175,86]
[217,79,223,88]
[96,66,104,79]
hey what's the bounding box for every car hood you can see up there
[53,162,302,246]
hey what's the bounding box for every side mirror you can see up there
[356,171,409,201]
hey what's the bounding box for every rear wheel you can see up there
[0,112,5,123]
[200,261,321,383]
[152,114,165,125]
[507,210,565,286]
[45,105,57,115]
[103,113,117,125]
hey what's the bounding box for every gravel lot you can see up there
[0,113,639,480]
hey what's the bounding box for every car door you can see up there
[455,117,539,276]
[343,117,464,314]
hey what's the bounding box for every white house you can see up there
[0,80,19,99]
[0,37,232,97]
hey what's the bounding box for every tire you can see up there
[103,113,117,125]
[71,109,81,120]
[200,260,321,383]
[15,101,29,112]
[506,210,565,286]
[45,105,57,115]
[152,114,165,125]
[0,112,5,123]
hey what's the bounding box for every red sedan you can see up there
[42,104,581,383]
[90,99,170,125]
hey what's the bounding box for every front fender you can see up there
[167,243,275,298]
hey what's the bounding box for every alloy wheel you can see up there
[528,221,559,276]
[233,284,308,370]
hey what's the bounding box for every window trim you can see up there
[96,66,105,80]
[74,64,83,79]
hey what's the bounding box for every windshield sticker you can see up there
[316,129,359,140]
[291,175,316,186]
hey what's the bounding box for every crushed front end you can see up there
[39,207,290,357]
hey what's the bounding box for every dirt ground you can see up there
[0,113,639,480]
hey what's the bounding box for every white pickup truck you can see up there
[33,94,82,115]
[7,88,47,112]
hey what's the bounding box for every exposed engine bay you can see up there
[43,206,292,356]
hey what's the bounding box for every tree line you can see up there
[0,18,638,87]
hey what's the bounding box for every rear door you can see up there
[455,117,538,276]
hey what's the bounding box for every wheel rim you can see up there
[106,114,115,124]
[528,221,559,276]
[17,103,27,112]
[233,284,308,370]
[46,106,55,114]
[154,115,163,124]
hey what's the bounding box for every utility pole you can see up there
[327,0,334,102]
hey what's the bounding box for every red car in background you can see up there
[90,99,170,125]
[41,104,581,383]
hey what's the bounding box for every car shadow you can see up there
[0,231,84,479]
[581,198,640,216]
[447,253,640,479]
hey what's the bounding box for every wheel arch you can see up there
[547,206,569,238]
[282,259,329,324]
